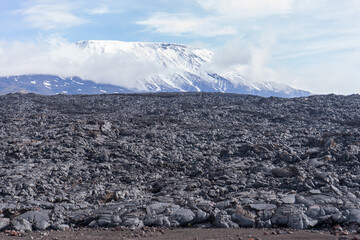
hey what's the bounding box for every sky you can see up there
[0,0,359,94]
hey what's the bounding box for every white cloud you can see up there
[137,12,237,37]
[202,40,251,72]
[137,0,298,38]
[17,0,87,30]
[273,49,360,95]
[202,31,277,85]
[274,36,360,60]
[88,4,110,15]
[197,0,295,17]
[0,38,161,90]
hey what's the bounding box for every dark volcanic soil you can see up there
[0,92,360,234]
[0,227,348,240]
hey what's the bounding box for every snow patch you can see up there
[43,80,52,89]
[72,80,84,85]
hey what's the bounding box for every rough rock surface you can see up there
[0,92,359,231]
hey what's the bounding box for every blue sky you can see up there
[0,0,359,94]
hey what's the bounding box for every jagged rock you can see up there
[214,212,239,228]
[303,215,318,228]
[34,220,50,230]
[295,195,316,206]
[121,214,143,228]
[281,194,296,204]
[271,168,295,178]
[194,209,210,223]
[196,201,214,213]
[271,206,306,230]
[146,202,179,215]
[11,218,32,232]
[51,223,70,231]
[305,205,321,219]
[348,209,360,224]
[144,216,171,227]
[231,207,255,228]
[94,214,122,227]
[309,190,322,195]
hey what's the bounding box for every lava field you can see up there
[0,92,360,232]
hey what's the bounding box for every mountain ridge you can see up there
[0,40,311,97]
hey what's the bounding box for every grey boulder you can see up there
[347,209,360,224]
[17,210,50,230]
[170,208,195,225]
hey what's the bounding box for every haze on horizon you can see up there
[0,0,359,95]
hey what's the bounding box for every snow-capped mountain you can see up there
[0,40,310,97]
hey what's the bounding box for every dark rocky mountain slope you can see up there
[0,92,359,232]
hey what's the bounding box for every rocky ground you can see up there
[0,92,360,235]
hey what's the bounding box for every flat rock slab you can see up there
[0,218,9,231]
[249,204,277,211]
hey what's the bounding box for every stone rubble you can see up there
[0,92,359,231]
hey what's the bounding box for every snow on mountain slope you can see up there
[76,40,212,71]
[75,40,309,97]
[76,40,217,93]
[0,40,310,97]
